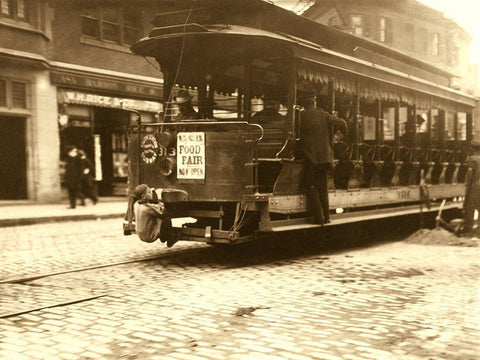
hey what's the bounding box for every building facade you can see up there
[302,0,478,97]
[0,0,165,201]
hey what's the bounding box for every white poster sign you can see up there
[177,132,205,180]
[94,134,103,181]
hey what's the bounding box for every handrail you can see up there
[133,120,264,142]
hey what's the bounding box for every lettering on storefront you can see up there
[58,90,162,113]
[51,72,162,98]
[177,132,205,180]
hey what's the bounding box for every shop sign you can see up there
[59,90,162,113]
[177,132,205,180]
[51,73,162,98]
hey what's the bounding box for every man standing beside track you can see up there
[463,140,480,234]
[298,96,346,225]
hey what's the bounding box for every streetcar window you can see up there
[457,112,467,141]
[382,106,395,141]
[416,110,428,133]
[398,106,408,137]
[362,116,376,141]
[430,109,440,142]
[445,111,455,140]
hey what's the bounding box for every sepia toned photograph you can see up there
[1,0,479,359]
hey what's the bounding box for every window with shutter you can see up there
[0,0,31,22]
[11,81,26,109]
[385,18,393,44]
[0,79,6,107]
[379,17,386,42]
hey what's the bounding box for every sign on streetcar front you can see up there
[177,132,205,181]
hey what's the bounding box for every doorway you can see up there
[93,108,129,196]
[0,116,27,199]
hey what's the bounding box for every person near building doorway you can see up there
[65,146,82,209]
[78,149,98,206]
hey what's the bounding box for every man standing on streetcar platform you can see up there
[174,89,201,121]
[463,140,480,234]
[297,96,346,225]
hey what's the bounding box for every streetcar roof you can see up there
[132,23,476,107]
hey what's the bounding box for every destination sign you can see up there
[177,132,205,180]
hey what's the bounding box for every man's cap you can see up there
[133,184,149,199]
[174,89,193,104]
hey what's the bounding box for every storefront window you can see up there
[112,132,128,179]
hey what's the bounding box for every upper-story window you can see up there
[81,7,141,46]
[328,16,337,27]
[419,27,428,54]
[0,0,31,22]
[405,23,414,51]
[379,17,393,44]
[350,14,363,36]
[432,32,439,56]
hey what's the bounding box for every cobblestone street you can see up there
[1,219,479,359]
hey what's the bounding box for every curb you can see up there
[0,213,125,228]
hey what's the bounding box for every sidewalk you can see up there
[0,197,127,227]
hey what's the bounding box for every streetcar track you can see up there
[0,293,109,319]
[0,245,204,285]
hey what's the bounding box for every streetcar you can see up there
[123,0,476,245]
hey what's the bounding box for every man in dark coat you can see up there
[298,97,346,224]
[174,89,201,121]
[463,140,480,233]
[64,146,82,209]
[78,149,98,205]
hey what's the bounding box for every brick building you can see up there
[302,0,478,97]
[0,0,164,201]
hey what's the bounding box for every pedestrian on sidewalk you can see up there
[64,146,82,209]
[132,184,177,247]
[78,149,98,206]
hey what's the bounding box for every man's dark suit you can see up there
[298,108,345,224]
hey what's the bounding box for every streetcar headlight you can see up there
[158,131,174,148]
[159,157,176,176]
[336,208,344,214]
